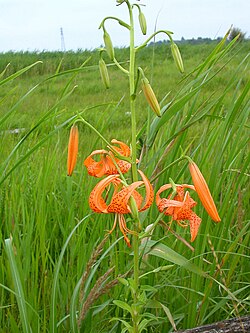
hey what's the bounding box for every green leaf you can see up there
[113,300,133,314]
[127,278,137,294]
[142,240,206,277]
[4,238,31,333]
[160,302,177,331]
[0,61,42,87]
[117,277,129,286]
[138,318,152,332]
[110,317,133,331]
[140,285,158,293]
[50,215,92,333]
[138,291,147,304]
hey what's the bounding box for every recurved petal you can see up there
[101,155,118,175]
[107,181,143,214]
[87,162,105,177]
[116,160,132,174]
[182,191,197,209]
[89,175,120,213]
[158,198,183,210]
[84,150,118,177]
[111,139,131,157]
[155,184,172,206]
[189,212,202,242]
[84,150,107,177]
[189,162,221,222]
[138,170,154,211]
[84,150,108,167]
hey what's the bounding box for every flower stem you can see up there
[127,2,138,184]
[127,2,139,332]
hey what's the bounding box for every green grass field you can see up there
[0,37,249,332]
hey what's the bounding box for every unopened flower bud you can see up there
[99,58,110,89]
[67,125,79,176]
[139,11,147,35]
[103,31,115,61]
[171,42,184,74]
[189,161,221,222]
[141,77,161,117]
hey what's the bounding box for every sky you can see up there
[0,0,249,52]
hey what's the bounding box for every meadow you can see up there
[0,35,249,333]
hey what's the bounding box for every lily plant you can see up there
[66,1,221,332]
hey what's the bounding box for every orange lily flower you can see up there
[156,184,202,242]
[189,161,221,222]
[84,139,133,178]
[67,125,79,176]
[89,170,154,247]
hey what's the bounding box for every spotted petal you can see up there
[189,212,202,242]
[84,149,113,177]
[107,181,143,214]
[89,175,120,213]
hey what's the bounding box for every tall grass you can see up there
[0,37,249,332]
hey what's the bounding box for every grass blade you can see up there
[50,215,91,333]
[4,238,31,333]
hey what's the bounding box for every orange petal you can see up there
[89,175,120,213]
[101,155,118,176]
[155,184,172,206]
[189,212,202,242]
[107,181,143,214]
[67,125,79,176]
[131,189,143,209]
[138,170,154,211]
[111,139,131,157]
[156,184,195,205]
[84,150,108,167]
[84,150,107,177]
[159,198,183,210]
[157,198,184,220]
[182,191,197,209]
[116,160,132,174]
[84,150,118,177]
[189,162,221,222]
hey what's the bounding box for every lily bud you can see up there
[103,31,115,61]
[189,161,221,222]
[139,11,147,35]
[99,58,110,89]
[141,77,161,117]
[171,42,184,74]
[67,125,79,176]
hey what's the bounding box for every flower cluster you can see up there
[67,130,221,246]
[83,140,153,247]
[84,139,133,177]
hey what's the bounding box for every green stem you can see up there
[135,30,174,52]
[113,57,129,75]
[150,156,186,183]
[128,3,137,183]
[78,116,110,147]
[99,16,130,30]
[77,116,130,162]
[127,2,139,333]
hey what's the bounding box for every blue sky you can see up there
[0,0,249,52]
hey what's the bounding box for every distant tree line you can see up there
[148,27,248,46]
